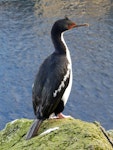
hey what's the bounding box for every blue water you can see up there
[0,0,113,130]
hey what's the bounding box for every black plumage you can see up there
[32,53,70,118]
[26,17,88,140]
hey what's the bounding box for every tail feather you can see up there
[26,119,43,140]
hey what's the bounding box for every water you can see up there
[0,0,113,130]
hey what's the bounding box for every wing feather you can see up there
[32,53,70,118]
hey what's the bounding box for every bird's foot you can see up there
[49,113,73,119]
[57,113,73,119]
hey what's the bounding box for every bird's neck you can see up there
[51,31,68,55]
[51,30,72,65]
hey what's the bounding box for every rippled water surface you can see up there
[0,0,113,130]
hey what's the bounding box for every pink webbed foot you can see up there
[57,113,73,119]
[49,113,73,119]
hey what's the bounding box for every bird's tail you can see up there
[26,119,43,140]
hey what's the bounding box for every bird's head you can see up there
[51,17,89,34]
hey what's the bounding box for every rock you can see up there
[0,118,113,150]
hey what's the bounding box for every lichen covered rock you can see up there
[0,118,113,150]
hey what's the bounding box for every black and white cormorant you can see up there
[26,17,88,140]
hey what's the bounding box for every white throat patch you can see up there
[53,33,72,105]
[61,33,72,66]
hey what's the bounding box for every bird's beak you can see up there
[68,22,89,30]
[74,23,89,28]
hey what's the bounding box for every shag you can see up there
[26,17,88,140]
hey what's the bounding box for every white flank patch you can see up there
[53,33,72,105]
[53,68,70,97]
[39,127,59,136]
[62,70,72,105]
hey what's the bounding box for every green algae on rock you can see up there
[0,118,113,150]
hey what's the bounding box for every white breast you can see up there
[62,66,72,105]
[61,33,72,105]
